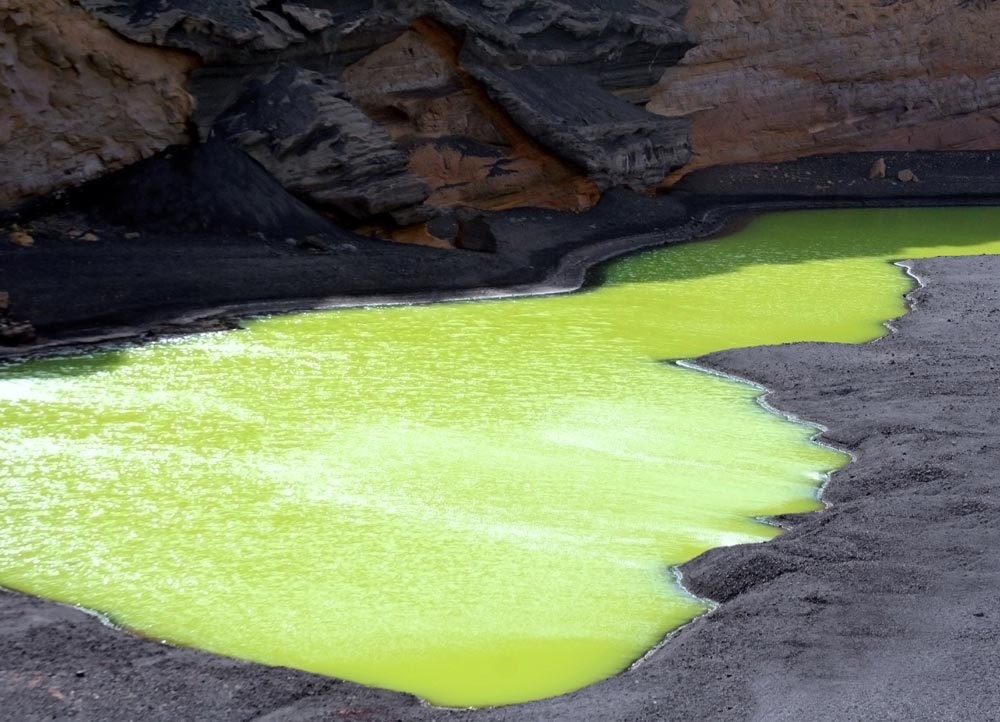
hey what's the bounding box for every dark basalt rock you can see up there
[0,318,36,346]
[454,213,498,253]
[81,1,691,69]
[88,139,345,237]
[78,0,395,63]
[427,207,499,251]
[212,64,430,219]
[79,0,695,219]
[427,0,690,64]
[463,60,691,188]
[0,291,36,346]
[439,0,692,100]
[425,211,461,242]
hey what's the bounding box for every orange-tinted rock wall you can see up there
[0,0,197,208]
[649,0,1000,178]
[342,21,600,216]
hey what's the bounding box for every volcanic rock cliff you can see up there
[2,0,1000,236]
[70,0,693,240]
[649,0,1000,178]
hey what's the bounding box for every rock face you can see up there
[341,21,601,217]
[649,0,1000,177]
[0,0,691,226]
[0,289,34,345]
[212,64,430,221]
[467,61,689,189]
[70,0,694,229]
[8,0,1000,229]
[79,1,691,81]
[0,0,197,209]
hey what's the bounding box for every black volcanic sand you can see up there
[4,150,1000,358]
[0,188,691,356]
[3,151,1000,720]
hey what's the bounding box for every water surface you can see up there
[2,208,999,706]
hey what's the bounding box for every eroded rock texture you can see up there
[213,64,429,221]
[467,60,689,189]
[72,0,693,229]
[342,23,600,216]
[649,0,1000,176]
[0,0,197,209]
[12,0,1000,230]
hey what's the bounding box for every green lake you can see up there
[2,208,999,706]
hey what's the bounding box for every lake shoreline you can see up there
[5,199,1000,364]
[2,151,1000,720]
[4,150,1000,363]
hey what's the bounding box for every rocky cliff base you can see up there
[4,150,1000,355]
[2,0,695,243]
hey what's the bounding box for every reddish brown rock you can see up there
[342,21,600,215]
[650,0,1000,178]
[342,30,503,146]
[0,0,198,209]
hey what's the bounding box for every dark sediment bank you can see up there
[2,152,1000,720]
[3,150,1000,359]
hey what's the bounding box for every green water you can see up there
[1,208,999,707]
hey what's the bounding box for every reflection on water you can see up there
[2,208,999,706]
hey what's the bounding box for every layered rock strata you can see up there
[649,0,1000,176]
[7,0,1000,230]
[466,61,689,188]
[212,64,430,222]
[6,0,694,235]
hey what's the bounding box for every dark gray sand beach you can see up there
[2,159,1000,719]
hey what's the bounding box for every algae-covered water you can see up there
[2,208,999,707]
